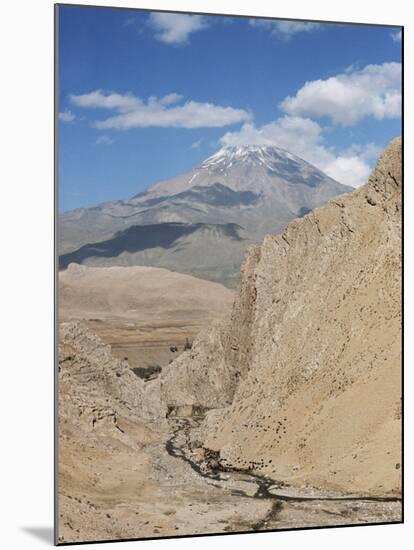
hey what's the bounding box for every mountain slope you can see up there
[59,222,248,287]
[160,137,402,496]
[59,145,352,286]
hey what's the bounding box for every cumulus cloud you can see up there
[71,90,141,112]
[59,109,75,122]
[323,156,372,188]
[95,135,114,145]
[219,116,379,187]
[94,102,251,130]
[148,13,208,44]
[280,62,402,125]
[219,62,401,186]
[391,29,402,42]
[158,93,183,106]
[70,90,251,130]
[340,142,383,163]
[250,19,321,40]
[221,116,325,156]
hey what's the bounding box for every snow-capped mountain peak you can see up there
[200,145,299,171]
[60,142,353,287]
[141,143,344,199]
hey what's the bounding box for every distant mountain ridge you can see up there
[59,222,247,288]
[59,145,352,287]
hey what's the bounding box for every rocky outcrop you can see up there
[160,320,233,409]
[162,138,402,496]
[59,321,166,431]
[159,244,262,409]
[58,322,170,543]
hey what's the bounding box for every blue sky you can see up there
[58,5,402,212]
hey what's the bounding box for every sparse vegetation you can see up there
[132,364,162,381]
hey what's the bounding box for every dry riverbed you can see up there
[59,407,401,544]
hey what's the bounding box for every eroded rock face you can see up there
[58,322,168,543]
[162,138,402,496]
[159,244,263,409]
[59,322,166,430]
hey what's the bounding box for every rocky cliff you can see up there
[161,137,402,496]
[58,322,167,542]
[59,322,166,428]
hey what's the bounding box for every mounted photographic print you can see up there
[55,3,403,545]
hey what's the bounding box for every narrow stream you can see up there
[165,418,401,530]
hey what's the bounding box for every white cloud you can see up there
[59,109,75,122]
[391,29,402,42]
[340,142,383,163]
[250,19,321,40]
[70,90,251,130]
[158,93,183,106]
[281,62,402,125]
[148,13,208,44]
[95,135,114,145]
[221,116,324,154]
[322,155,372,188]
[71,90,142,112]
[219,116,379,188]
[191,139,202,149]
[95,102,251,130]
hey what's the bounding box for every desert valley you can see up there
[57,139,402,543]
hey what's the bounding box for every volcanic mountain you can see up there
[59,145,352,287]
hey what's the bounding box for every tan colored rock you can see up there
[165,137,402,496]
[159,245,264,409]
[57,322,279,543]
[58,322,167,543]
[58,321,166,428]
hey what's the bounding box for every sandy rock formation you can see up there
[58,322,167,542]
[59,321,165,426]
[159,245,263,409]
[160,320,233,409]
[162,137,402,496]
